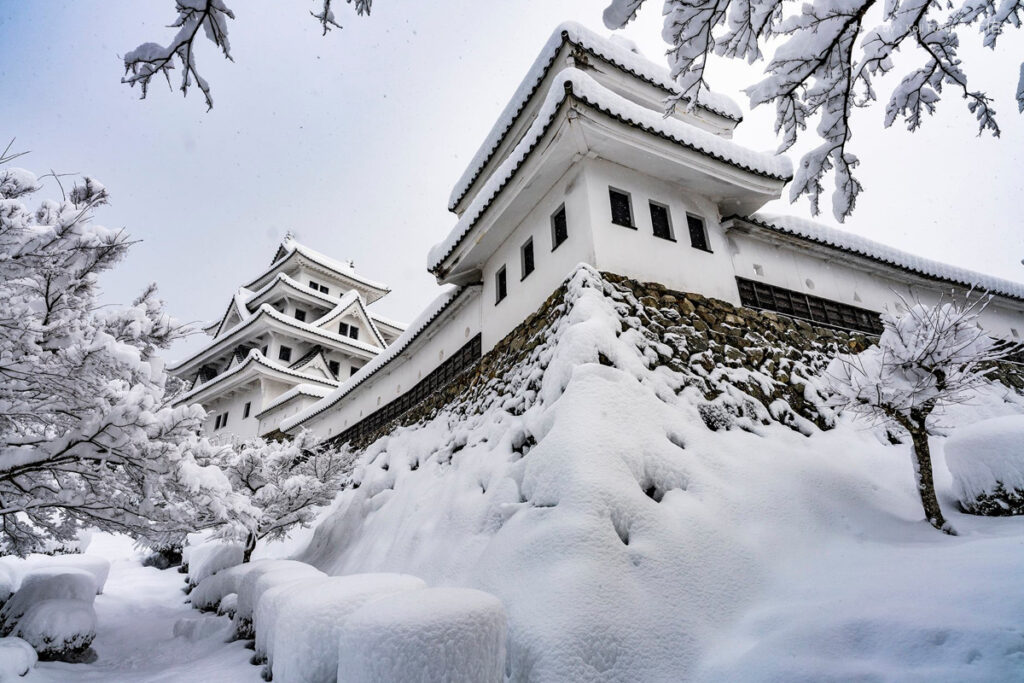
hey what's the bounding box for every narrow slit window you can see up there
[521,238,535,280]
[609,188,634,227]
[649,202,674,240]
[294,309,307,322]
[278,345,292,362]
[551,204,568,250]
[687,214,710,251]
[495,266,507,305]
[221,412,228,427]
[243,402,251,419]
[214,414,222,430]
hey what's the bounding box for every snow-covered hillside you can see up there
[298,265,1024,682]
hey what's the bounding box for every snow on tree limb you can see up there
[604,0,1021,221]
[124,1,370,108]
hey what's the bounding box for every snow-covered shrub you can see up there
[336,587,507,683]
[0,571,96,635]
[190,562,252,612]
[19,556,109,595]
[0,567,14,608]
[11,599,96,661]
[185,541,244,588]
[234,561,324,639]
[946,416,1024,515]
[218,593,237,618]
[0,637,36,678]
[265,573,426,682]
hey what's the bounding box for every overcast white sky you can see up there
[2,1,1023,360]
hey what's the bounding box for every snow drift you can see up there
[296,265,1024,681]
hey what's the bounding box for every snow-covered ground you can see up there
[24,535,259,683]
[15,267,1024,682]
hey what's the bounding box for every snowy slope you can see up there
[297,265,1024,682]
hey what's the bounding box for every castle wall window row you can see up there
[338,322,360,340]
[736,277,883,335]
[308,280,330,295]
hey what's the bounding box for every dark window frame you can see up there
[687,214,711,252]
[243,402,251,419]
[339,322,350,337]
[349,326,359,341]
[649,201,675,241]
[736,277,883,335]
[521,237,535,280]
[608,187,635,229]
[278,345,292,362]
[308,280,319,290]
[328,360,340,377]
[495,266,508,305]
[551,204,568,251]
[318,284,329,295]
[294,309,307,323]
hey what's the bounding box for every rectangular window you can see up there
[243,402,251,419]
[495,266,507,305]
[609,188,634,228]
[736,277,883,335]
[551,204,568,250]
[278,345,292,362]
[221,412,228,427]
[214,414,222,430]
[294,309,307,322]
[309,280,319,290]
[349,327,359,341]
[521,238,535,280]
[339,322,350,337]
[650,202,674,241]
[328,360,340,377]
[687,214,710,251]
[319,284,329,295]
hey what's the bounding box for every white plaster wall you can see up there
[479,167,596,351]
[200,385,262,441]
[728,232,1024,339]
[257,394,326,436]
[303,290,482,441]
[584,158,741,305]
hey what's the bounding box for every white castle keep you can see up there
[173,22,1024,442]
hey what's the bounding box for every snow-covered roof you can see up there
[172,349,338,406]
[313,291,388,348]
[280,285,474,432]
[244,237,390,298]
[253,383,333,420]
[368,311,407,333]
[168,302,381,374]
[734,213,1024,302]
[447,21,744,213]
[428,68,791,275]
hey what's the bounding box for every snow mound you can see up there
[298,265,1024,681]
[234,561,324,638]
[946,415,1024,515]
[0,571,96,634]
[337,587,507,683]
[11,599,95,661]
[267,573,427,682]
[185,541,244,587]
[190,562,252,611]
[218,593,237,617]
[0,555,109,595]
[0,637,36,679]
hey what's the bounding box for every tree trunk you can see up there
[242,531,257,563]
[908,418,955,535]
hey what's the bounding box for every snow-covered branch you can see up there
[604,0,1022,221]
[123,1,372,109]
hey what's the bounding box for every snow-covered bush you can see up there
[0,555,109,597]
[0,637,36,678]
[266,573,426,682]
[190,562,251,612]
[827,296,1002,533]
[11,599,96,661]
[336,587,507,683]
[946,415,1024,515]
[0,567,14,608]
[0,571,96,635]
[184,541,244,588]
[233,561,324,639]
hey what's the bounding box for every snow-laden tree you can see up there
[604,0,1022,221]
[122,0,372,110]
[0,144,254,555]
[208,432,350,562]
[826,295,1003,533]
